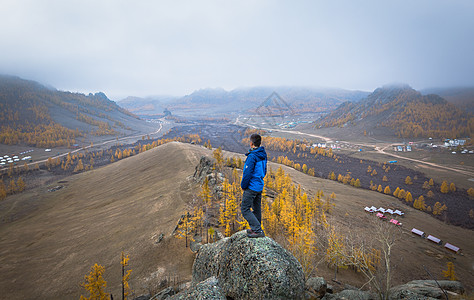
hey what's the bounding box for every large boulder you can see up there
[192,230,305,299]
[389,280,464,300]
[169,276,225,300]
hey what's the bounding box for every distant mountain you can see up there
[421,87,474,114]
[117,95,177,117]
[315,84,473,139]
[0,75,153,148]
[118,86,369,116]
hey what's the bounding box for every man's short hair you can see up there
[250,133,262,147]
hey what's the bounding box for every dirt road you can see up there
[16,122,164,168]
[235,116,473,177]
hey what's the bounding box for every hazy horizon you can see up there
[1,0,473,100]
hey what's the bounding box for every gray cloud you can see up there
[1,0,473,100]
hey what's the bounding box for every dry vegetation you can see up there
[0,142,206,299]
[0,142,472,299]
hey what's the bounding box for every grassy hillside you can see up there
[0,75,153,148]
[0,142,205,299]
[316,85,474,140]
[0,142,472,299]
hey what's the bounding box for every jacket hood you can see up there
[246,146,267,161]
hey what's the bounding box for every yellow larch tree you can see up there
[199,177,212,205]
[325,224,348,280]
[175,213,195,248]
[449,183,456,192]
[7,179,16,194]
[393,187,400,197]
[413,195,426,211]
[440,181,449,194]
[405,192,413,203]
[302,164,308,174]
[0,180,7,200]
[398,189,406,200]
[74,159,84,172]
[225,187,239,234]
[213,147,224,171]
[16,177,26,192]
[442,262,457,281]
[354,178,361,188]
[468,188,474,197]
[80,263,109,300]
[377,185,383,193]
[121,252,132,300]
[433,202,447,215]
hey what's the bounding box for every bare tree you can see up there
[323,218,400,300]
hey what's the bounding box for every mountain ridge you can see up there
[117,86,370,116]
[0,75,156,148]
[315,85,473,139]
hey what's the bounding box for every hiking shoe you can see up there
[246,229,253,234]
[247,230,265,238]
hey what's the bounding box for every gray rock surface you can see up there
[192,230,305,299]
[168,276,225,300]
[193,156,213,183]
[155,233,164,244]
[151,286,175,299]
[407,280,464,294]
[389,280,464,299]
[322,289,375,300]
[306,277,327,298]
[189,240,202,253]
[132,295,151,300]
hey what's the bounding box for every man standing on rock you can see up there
[241,133,267,238]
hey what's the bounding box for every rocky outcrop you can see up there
[389,280,464,300]
[192,230,305,299]
[193,156,213,183]
[193,156,224,190]
[306,277,327,299]
[152,286,175,299]
[169,277,225,300]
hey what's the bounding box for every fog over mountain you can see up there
[1,1,473,99]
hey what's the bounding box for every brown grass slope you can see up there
[0,142,472,299]
[0,142,207,299]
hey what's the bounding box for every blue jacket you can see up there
[241,146,267,192]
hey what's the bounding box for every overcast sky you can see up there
[1,0,473,100]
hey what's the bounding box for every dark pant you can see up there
[241,189,263,233]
